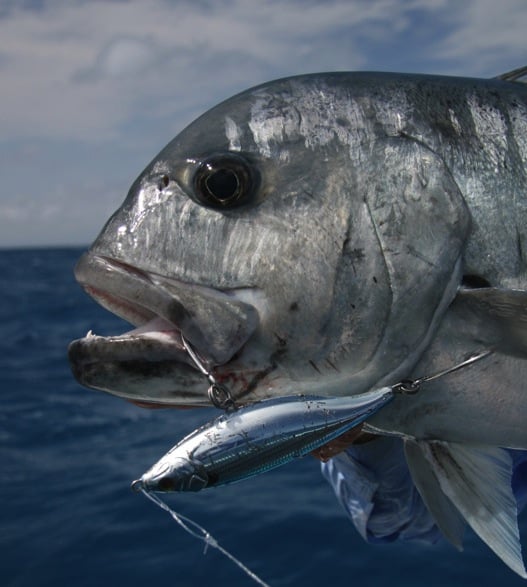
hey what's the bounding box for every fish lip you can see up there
[69,252,261,402]
[67,321,191,367]
[73,253,180,330]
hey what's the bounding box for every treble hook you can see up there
[181,335,237,411]
[392,349,493,395]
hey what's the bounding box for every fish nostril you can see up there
[158,174,170,190]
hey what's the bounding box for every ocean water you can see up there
[1,247,526,587]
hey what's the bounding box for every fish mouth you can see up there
[68,253,260,406]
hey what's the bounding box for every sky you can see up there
[1,0,526,248]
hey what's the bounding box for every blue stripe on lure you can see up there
[132,387,393,493]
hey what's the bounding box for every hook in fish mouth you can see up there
[68,253,268,407]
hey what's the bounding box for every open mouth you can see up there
[68,253,260,406]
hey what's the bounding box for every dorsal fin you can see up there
[495,66,527,83]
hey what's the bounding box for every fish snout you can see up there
[69,252,268,406]
[74,253,260,367]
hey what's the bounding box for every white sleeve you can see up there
[321,436,441,544]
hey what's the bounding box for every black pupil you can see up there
[206,168,239,201]
[158,477,175,491]
[194,153,256,209]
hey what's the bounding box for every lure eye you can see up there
[193,153,257,209]
[157,477,176,492]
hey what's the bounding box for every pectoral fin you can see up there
[404,439,465,550]
[455,287,527,357]
[407,440,526,578]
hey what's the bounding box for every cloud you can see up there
[77,37,160,80]
[0,0,526,247]
[0,138,132,247]
[5,0,522,144]
[433,0,527,74]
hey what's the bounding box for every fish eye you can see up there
[193,153,257,209]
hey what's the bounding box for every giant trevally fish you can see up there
[69,68,527,576]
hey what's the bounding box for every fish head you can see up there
[69,73,470,406]
[133,456,209,493]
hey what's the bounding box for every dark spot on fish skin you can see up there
[350,248,365,262]
[373,276,378,284]
[325,359,340,372]
[309,360,322,374]
[167,300,194,326]
[343,247,366,276]
[517,231,524,265]
[274,333,287,347]
[302,190,317,203]
[289,302,299,312]
[461,274,492,289]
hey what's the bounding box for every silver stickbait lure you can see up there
[130,351,492,587]
[132,349,493,493]
[132,387,393,493]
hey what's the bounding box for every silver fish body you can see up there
[133,387,393,492]
[68,71,527,439]
[69,69,527,575]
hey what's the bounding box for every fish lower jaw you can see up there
[69,318,195,366]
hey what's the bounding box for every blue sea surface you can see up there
[1,247,526,587]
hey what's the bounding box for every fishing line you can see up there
[392,349,493,394]
[139,488,271,587]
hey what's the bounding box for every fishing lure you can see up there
[132,348,492,494]
[131,387,394,493]
[132,349,492,587]
[130,386,396,587]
